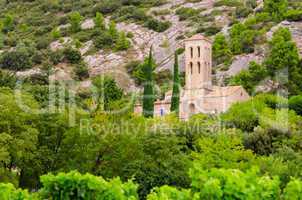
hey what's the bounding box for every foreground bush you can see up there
[0,169,302,199]
[39,171,138,200]
[0,183,33,200]
[148,166,302,200]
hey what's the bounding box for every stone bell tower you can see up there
[184,34,212,90]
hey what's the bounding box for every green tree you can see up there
[230,23,256,54]
[0,49,32,71]
[0,70,16,88]
[92,75,123,111]
[74,61,89,80]
[51,28,61,40]
[69,12,82,33]
[143,47,155,118]
[94,12,105,30]
[212,33,232,65]
[265,27,300,95]
[0,33,4,48]
[170,52,180,113]
[108,21,118,41]
[93,31,114,49]
[289,95,302,115]
[63,47,82,64]
[0,88,39,188]
[115,31,130,51]
[264,0,288,21]
[2,14,14,33]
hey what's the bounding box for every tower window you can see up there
[190,47,193,58]
[190,62,193,74]
[198,62,201,74]
[197,46,201,57]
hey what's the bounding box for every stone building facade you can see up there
[134,34,249,120]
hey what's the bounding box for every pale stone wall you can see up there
[184,36,212,90]
[134,101,171,117]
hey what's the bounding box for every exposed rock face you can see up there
[81,19,95,30]
[216,53,265,85]
[16,68,42,77]
[49,63,74,81]
[267,21,302,56]
[79,41,93,55]
[50,37,73,51]
[82,0,218,79]
[255,79,280,93]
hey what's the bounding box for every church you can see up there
[135,34,249,120]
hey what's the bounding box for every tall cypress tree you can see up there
[170,52,180,113]
[143,47,154,118]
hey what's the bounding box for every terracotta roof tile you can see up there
[184,34,212,43]
[205,86,244,97]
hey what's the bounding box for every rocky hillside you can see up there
[0,0,302,94]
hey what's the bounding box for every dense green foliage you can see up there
[142,48,155,118]
[212,34,232,66]
[92,75,123,111]
[39,171,138,200]
[170,52,180,114]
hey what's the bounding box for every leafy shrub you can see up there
[92,75,123,111]
[289,95,302,115]
[74,62,89,80]
[48,50,64,65]
[285,9,302,21]
[51,28,61,40]
[192,132,256,170]
[230,23,257,54]
[0,183,32,200]
[94,12,105,30]
[69,12,83,33]
[222,98,266,131]
[236,6,253,18]
[63,47,82,64]
[0,70,17,88]
[212,34,232,66]
[144,18,171,32]
[175,7,200,21]
[93,31,114,49]
[214,0,243,7]
[94,0,122,14]
[32,51,43,65]
[283,178,302,200]
[147,186,191,200]
[264,0,288,21]
[190,167,280,200]
[246,0,257,9]
[112,6,147,22]
[36,38,51,50]
[1,14,15,33]
[0,49,32,71]
[39,171,138,200]
[197,25,221,36]
[115,31,131,51]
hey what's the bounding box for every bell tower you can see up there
[184,34,212,90]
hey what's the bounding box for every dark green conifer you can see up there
[170,52,180,114]
[143,47,154,118]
